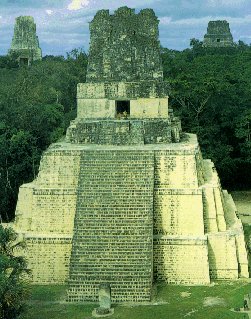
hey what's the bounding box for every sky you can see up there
[0,0,250,56]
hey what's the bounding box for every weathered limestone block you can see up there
[208,232,239,279]
[154,189,204,236]
[66,118,173,145]
[15,148,81,234]
[24,236,72,284]
[153,138,209,284]
[9,16,42,65]
[15,187,77,234]
[67,7,181,145]
[202,160,227,233]
[77,82,169,102]
[77,95,169,120]
[99,284,111,309]
[214,188,227,232]
[235,231,250,278]
[221,190,249,278]
[77,98,115,119]
[154,150,200,189]
[131,98,168,118]
[199,158,248,280]
[152,136,248,284]
[14,185,33,231]
[153,236,210,284]
[195,150,205,187]
[37,149,81,188]
[69,81,181,144]
[202,187,219,233]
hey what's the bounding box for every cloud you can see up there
[46,9,53,15]
[208,0,248,7]
[68,0,90,10]
[160,17,172,24]
[160,14,251,27]
[0,0,68,9]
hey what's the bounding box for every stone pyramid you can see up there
[9,16,42,65]
[12,7,248,303]
[203,20,234,47]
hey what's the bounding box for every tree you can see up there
[162,42,251,189]
[0,50,88,221]
[0,225,30,319]
[189,38,204,57]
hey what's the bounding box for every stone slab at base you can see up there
[92,308,114,317]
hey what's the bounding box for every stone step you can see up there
[67,150,154,302]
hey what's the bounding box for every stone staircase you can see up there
[67,150,154,302]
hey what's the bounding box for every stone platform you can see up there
[66,118,181,145]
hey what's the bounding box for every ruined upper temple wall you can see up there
[86,7,163,82]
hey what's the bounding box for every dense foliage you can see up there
[0,225,29,319]
[0,42,250,222]
[0,49,88,221]
[162,40,251,190]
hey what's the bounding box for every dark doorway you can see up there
[19,57,29,66]
[116,100,130,118]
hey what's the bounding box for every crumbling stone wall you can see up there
[203,20,234,47]
[66,118,174,145]
[87,7,163,82]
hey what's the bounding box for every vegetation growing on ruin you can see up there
[0,43,250,221]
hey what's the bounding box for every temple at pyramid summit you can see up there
[9,16,42,65]
[203,20,234,47]
[11,7,248,303]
